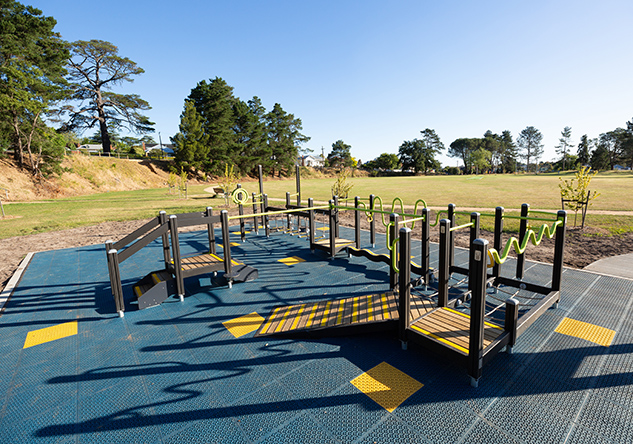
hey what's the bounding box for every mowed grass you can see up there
[1,171,632,240]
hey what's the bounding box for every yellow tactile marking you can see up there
[290,304,306,330]
[223,312,265,338]
[321,301,333,327]
[316,227,329,231]
[350,362,423,412]
[278,256,306,266]
[352,297,359,323]
[274,307,292,333]
[555,317,615,347]
[381,293,390,320]
[23,321,78,349]
[230,242,240,247]
[335,300,345,325]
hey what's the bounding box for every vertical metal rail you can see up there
[263,194,270,237]
[516,203,529,279]
[308,197,315,251]
[206,207,216,254]
[421,207,430,285]
[438,219,450,307]
[552,210,567,294]
[369,194,376,248]
[448,204,456,268]
[105,241,125,317]
[492,206,504,281]
[169,215,185,301]
[468,238,488,387]
[505,297,519,353]
[237,184,245,242]
[296,164,301,206]
[286,191,291,231]
[251,193,259,235]
[333,195,340,238]
[399,227,412,349]
[354,196,361,248]
[389,213,399,290]
[159,211,171,268]
[221,210,233,288]
[468,212,481,292]
[328,199,336,259]
[258,164,265,225]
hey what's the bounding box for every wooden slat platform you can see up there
[409,307,503,354]
[179,253,240,270]
[314,238,355,247]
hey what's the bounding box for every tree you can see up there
[448,138,480,174]
[398,139,425,173]
[0,1,69,176]
[471,147,491,174]
[419,128,444,173]
[231,97,268,175]
[265,103,310,176]
[590,143,610,170]
[364,153,399,171]
[598,130,626,169]
[327,139,353,168]
[500,130,518,173]
[516,126,543,173]
[577,134,591,166]
[65,40,154,154]
[171,100,209,170]
[188,77,236,171]
[555,126,574,171]
[618,118,633,169]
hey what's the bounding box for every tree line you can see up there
[171,77,309,177]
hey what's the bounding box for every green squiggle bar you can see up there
[370,196,427,228]
[429,210,448,227]
[487,220,562,267]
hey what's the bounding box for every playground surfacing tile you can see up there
[2,226,633,443]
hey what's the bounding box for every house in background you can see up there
[144,143,175,155]
[77,144,103,153]
[298,154,325,168]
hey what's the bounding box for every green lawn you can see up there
[1,171,632,240]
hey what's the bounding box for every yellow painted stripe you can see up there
[555,317,616,347]
[335,300,345,325]
[410,324,469,354]
[381,293,390,320]
[290,305,306,330]
[23,321,78,349]
[274,307,293,333]
[260,307,282,334]
[306,304,319,328]
[151,273,161,284]
[352,297,359,323]
[443,307,504,331]
[367,295,374,321]
[321,301,333,327]
[134,286,143,298]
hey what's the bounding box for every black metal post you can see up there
[237,184,245,242]
[251,193,259,235]
[169,215,185,301]
[263,194,270,237]
[552,210,567,293]
[333,195,340,238]
[468,238,488,387]
[389,213,399,290]
[106,241,124,317]
[492,206,504,280]
[399,227,412,349]
[206,207,216,254]
[308,197,315,251]
[468,212,481,292]
[258,164,265,223]
[296,165,301,206]
[354,196,361,248]
[369,194,376,248]
[329,199,336,259]
[505,297,519,351]
[516,203,529,279]
[221,210,233,287]
[438,219,450,307]
[286,191,291,232]
[448,204,456,268]
[421,207,430,285]
[159,211,171,268]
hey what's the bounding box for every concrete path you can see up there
[584,252,633,279]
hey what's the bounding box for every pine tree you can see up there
[517,126,544,173]
[555,126,574,171]
[171,100,208,170]
[577,134,591,166]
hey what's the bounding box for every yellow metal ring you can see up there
[232,188,249,205]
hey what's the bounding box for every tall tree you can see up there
[65,40,154,154]
[364,153,399,171]
[516,126,543,173]
[171,100,208,170]
[398,139,426,173]
[482,131,502,173]
[448,138,480,174]
[188,77,236,171]
[555,126,574,171]
[623,118,633,169]
[419,128,444,174]
[597,130,626,170]
[500,130,517,173]
[265,103,310,176]
[0,0,69,175]
[577,134,591,166]
[328,139,353,168]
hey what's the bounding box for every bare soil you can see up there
[2,210,633,294]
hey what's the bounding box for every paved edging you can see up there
[0,252,33,314]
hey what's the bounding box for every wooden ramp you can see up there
[256,292,435,337]
[409,307,503,355]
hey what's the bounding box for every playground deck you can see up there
[1,226,633,443]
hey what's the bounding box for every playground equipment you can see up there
[105,208,258,316]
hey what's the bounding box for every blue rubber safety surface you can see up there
[1,224,633,443]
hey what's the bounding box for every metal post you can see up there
[492,206,504,280]
[516,204,529,279]
[399,227,412,349]
[329,199,336,259]
[468,238,488,387]
[263,194,270,237]
[296,164,301,206]
[354,196,361,248]
[252,193,259,235]
[159,211,171,268]
[258,164,265,224]
[505,297,519,352]
[389,213,399,290]
[206,207,216,254]
[421,207,430,285]
[369,194,376,248]
[448,204,456,268]
[221,210,233,288]
[468,212,481,292]
[286,191,291,232]
[438,219,450,307]
[333,195,340,238]
[106,241,124,317]
[308,197,315,252]
[169,215,185,301]
[552,210,567,293]
[237,184,245,242]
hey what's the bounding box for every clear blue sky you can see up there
[31,0,633,166]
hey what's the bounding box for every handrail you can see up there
[449,222,474,232]
[227,204,330,221]
[487,219,563,267]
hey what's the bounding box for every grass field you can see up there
[1,171,632,240]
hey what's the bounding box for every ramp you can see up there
[256,292,435,337]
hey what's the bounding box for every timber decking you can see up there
[179,253,240,271]
[410,307,503,354]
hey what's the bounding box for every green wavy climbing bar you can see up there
[487,219,563,266]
